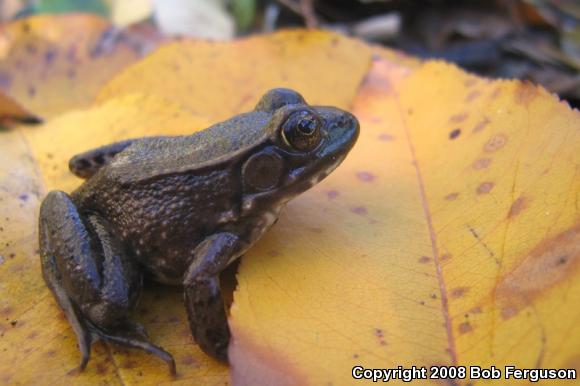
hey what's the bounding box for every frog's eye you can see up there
[281,110,323,151]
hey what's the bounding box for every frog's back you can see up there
[111,111,272,184]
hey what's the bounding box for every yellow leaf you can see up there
[0,14,162,119]
[0,92,38,123]
[2,28,378,384]
[229,60,580,385]
[96,29,380,120]
[1,94,233,384]
[24,93,209,192]
[1,25,578,386]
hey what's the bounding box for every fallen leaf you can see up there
[0,92,38,123]
[0,14,162,119]
[1,25,578,386]
[0,94,233,384]
[96,29,378,120]
[229,61,580,384]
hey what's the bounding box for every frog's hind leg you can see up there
[68,139,136,179]
[39,191,176,374]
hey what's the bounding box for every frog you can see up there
[38,88,359,374]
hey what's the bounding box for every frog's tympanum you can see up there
[39,88,359,374]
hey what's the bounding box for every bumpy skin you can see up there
[39,88,359,373]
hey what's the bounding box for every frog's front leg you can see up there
[39,191,176,374]
[68,138,137,179]
[183,233,245,363]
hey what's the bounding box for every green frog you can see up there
[39,88,359,374]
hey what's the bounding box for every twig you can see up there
[276,0,319,28]
[299,0,318,28]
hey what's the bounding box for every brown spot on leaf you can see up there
[449,113,468,123]
[378,133,395,141]
[123,359,137,368]
[440,253,452,261]
[418,256,431,264]
[476,182,494,195]
[490,87,501,99]
[449,128,461,139]
[95,361,108,375]
[470,306,482,314]
[0,72,12,89]
[374,328,387,346]
[351,206,367,216]
[464,79,477,88]
[66,367,81,377]
[451,287,469,298]
[326,190,339,199]
[458,322,473,334]
[465,90,482,102]
[181,354,197,366]
[564,354,580,372]
[472,117,490,133]
[515,81,539,105]
[473,158,491,170]
[501,305,518,320]
[356,171,375,182]
[484,134,507,152]
[25,43,38,55]
[445,192,459,201]
[44,49,58,66]
[496,224,580,304]
[27,331,38,339]
[0,307,13,317]
[507,196,529,219]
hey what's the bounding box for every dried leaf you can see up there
[229,60,580,384]
[0,14,162,119]
[96,29,377,120]
[0,94,232,384]
[1,26,578,386]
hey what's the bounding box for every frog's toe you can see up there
[91,323,176,375]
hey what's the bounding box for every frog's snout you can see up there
[317,107,360,160]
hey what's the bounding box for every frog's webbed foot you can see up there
[39,191,175,375]
[88,321,176,375]
[183,233,244,363]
